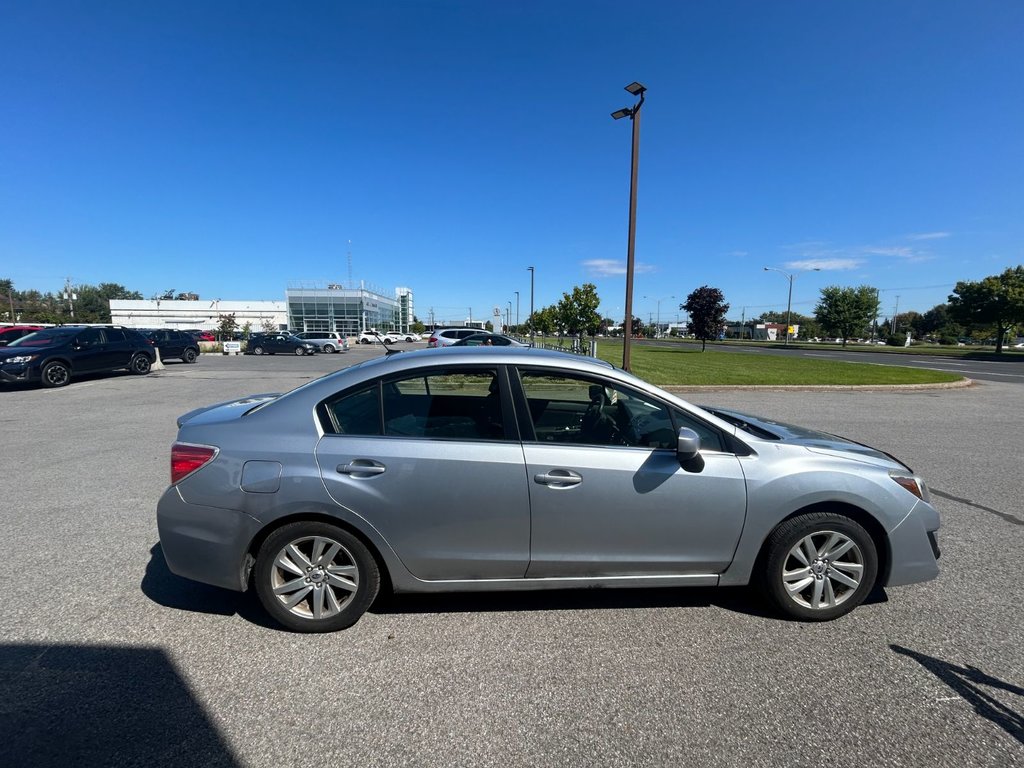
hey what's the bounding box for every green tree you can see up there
[260,317,277,333]
[0,278,15,322]
[411,319,426,334]
[556,283,602,341]
[683,286,729,351]
[814,286,880,347]
[73,282,144,323]
[529,306,559,335]
[217,313,239,340]
[947,266,1024,353]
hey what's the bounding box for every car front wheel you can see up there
[761,512,878,621]
[41,361,71,388]
[130,354,152,375]
[254,522,380,633]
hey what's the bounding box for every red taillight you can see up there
[171,442,217,484]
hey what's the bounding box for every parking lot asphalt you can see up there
[1,347,1022,767]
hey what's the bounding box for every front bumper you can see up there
[885,499,941,587]
[0,364,37,383]
[156,486,263,592]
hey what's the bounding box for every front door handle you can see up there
[337,460,386,476]
[534,469,582,487]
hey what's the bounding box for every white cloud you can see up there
[582,259,656,277]
[907,231,951,241]
[784,258,863,271]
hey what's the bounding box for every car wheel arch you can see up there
[754,501,892,589]
[245,510,398,598]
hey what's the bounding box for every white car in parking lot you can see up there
[357,331,399,345]
[293,331,349,353]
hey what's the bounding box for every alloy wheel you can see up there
[781,530,864,610]
[268,535,360,620]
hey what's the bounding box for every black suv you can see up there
[139,328,201,364]
[247,333,318,356]
[0,325,156,388]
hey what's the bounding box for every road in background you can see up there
[1,355,1021,767]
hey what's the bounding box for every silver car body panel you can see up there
[156,347,939,597]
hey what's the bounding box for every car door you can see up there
[514,368,747,577]
[69,328,107,372]
[314,365,530,581]
[100,328,134,369]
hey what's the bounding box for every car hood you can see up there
[699,405,910,470]
[177,394,281,428]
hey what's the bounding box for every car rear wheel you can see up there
[254,522,380,633]
[130,354,152,375]
[253,345,264,355]
[761,512,878,621]
[182,348,198,364]
[323,344,336,353]
[41,361,71,388]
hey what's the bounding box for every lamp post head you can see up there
[611,108,632,120]
[625,82,646,96]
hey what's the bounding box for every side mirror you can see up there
[676,427,701,463]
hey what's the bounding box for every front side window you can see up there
[519,371,718,450]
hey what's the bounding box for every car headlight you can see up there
[4,355,37,364]
[889,471,931,502]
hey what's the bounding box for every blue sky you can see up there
[2,1,1022,325]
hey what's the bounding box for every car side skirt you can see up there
[391,573,719,594]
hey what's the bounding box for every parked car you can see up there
[357,331,398,345]
[293,331,349,353]
[0,325,155,388]
[247,333,318,356]
[451,332,527,347]
[189,330,216,342]
[0,325,45,346]
[157,347,940,633]
[139,328,201,363]
[427,328,481,347]
[390,331,421,342]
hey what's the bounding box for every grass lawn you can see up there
[539,340,962,386]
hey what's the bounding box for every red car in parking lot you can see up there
[0,325,44,346]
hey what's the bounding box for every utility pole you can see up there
[63,277,76,319]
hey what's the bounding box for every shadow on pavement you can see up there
[0,643,240,767]
[140,544,277,630]
[892,644,1023,745]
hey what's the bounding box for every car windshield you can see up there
[8,329,76,347]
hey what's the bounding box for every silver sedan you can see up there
[157,348,940,632]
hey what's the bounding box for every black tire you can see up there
[254,521,380,633]
[40,361,71,388]
[182,348,198,364]
[761,512,878,621]
[130,353,152,375]
[294,346,305,356]
[253,345,264,356]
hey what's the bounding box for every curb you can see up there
[661,378,974,394]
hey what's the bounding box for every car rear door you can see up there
[314,365,530,581]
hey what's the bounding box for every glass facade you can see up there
[285,284,409,335]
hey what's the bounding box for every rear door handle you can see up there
[337,461,386,476]
[534,470,582,487]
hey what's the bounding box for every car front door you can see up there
[514,369,747,578]
[314,366,530,581]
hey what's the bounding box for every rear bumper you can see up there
[156,487,263,591]
[885,499,941,587]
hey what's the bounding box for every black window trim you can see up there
[510,365,734,454]
[318,364,521,443]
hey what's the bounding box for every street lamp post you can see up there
[514,291,520,331]
[763,266,819,345]
[612,81,646,371]
[507,301,512,331]
[644,294,675,338]
[527,266,535,346]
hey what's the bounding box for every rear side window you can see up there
[323,385,382,436]
[105,328,127,342]
[382,369,503,440]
